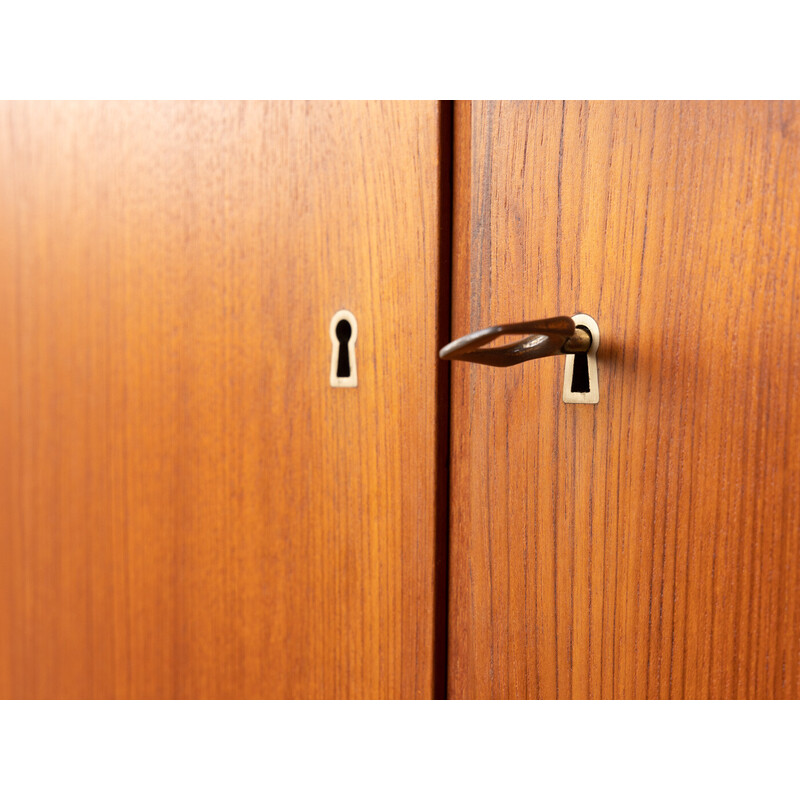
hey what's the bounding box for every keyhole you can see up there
[336,319,352,378]
[329,309,358,387]
[570,326,592,393]
[562,314,598,404]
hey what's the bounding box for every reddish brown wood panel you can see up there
[448,101,800,699]
[0,101,447,698]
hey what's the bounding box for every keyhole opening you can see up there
[570,326,592,393]
[336,319,352,378]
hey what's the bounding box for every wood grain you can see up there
[448,101,800,699]
[0,101,449,698]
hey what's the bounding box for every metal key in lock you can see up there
[439,313,600,404]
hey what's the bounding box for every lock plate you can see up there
[562,313,599,404]
[329,309,358,387]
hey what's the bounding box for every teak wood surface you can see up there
[448,101,800,699]
[0,101,449,698]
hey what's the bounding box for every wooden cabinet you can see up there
[0,102,448,698]
[448,101,800,699]
[1,101,798,699]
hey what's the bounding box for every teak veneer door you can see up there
[0,101,449,699]
[448,101,800,699]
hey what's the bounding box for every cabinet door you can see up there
[448,101,800,699]
[0,101,448,698]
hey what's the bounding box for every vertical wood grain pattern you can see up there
[0,101,447,698]
[448,101,800,699]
